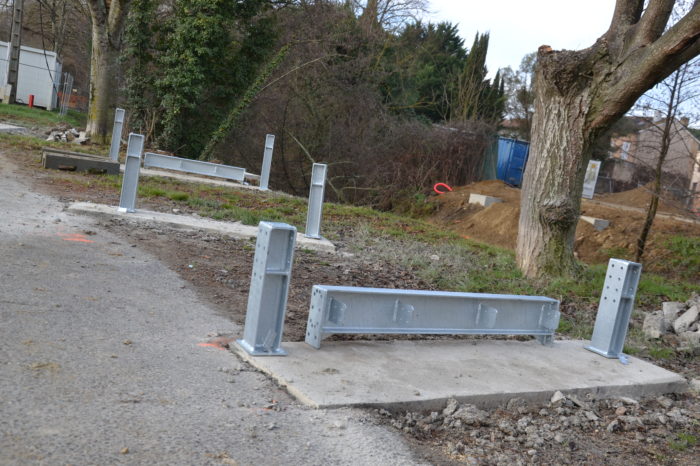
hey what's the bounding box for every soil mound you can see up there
[429,180,700,277]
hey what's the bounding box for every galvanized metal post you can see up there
[305,163,327,239]
[109,108,126,162]
[118,133,145,213]
[259,134,275,191]
[237,222,297,356]
[586,259,642,358]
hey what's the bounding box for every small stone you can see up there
[120,448,129,454]
[267,422,276,430]
[656,396,673,409]
[679,330,700,347]
[452,405,489,425]
[554,433,564,443]
[584,411,599,422]
[550,391,566,404]
[606,419,620,433]
[615,406,627,416]
[122,339,132,345]
[527,449,537,456]
[429,254,440,261]
[618,397,639,405]
[689,378,700,393]
[443,398,459,417]
[673,305,699,334]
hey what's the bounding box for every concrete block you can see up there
[580,215,610,231]
[0,123,27,134]
[673,305,699,334]
[642,311,666,339]
[42,149,119,175]
[662,302,685,322]
[468,193,502,207]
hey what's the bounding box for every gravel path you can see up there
[0,152,425,465]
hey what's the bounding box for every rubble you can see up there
[46,127,89,145]
[381,391,700,464]
[642,296,700,352]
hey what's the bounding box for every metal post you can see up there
[259,134,275,191]
[586,259,642,358]
[305,163,327,239]
[4,0,23,104]
[109,108,126,162]
[236,222,297,356]
[118,133,145,213]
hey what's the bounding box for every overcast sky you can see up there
[427,0,616,74]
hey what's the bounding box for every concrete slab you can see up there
[0,123,28,134]
[469,193,502,207]
[580,215,610,231]
[233,339,687,410]
[68,201,336,253]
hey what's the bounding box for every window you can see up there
[620,141,631,160]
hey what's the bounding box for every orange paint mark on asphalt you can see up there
[57,233,95,243]
[197,342,227,350]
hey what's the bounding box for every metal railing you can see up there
[143,152,246,183]
[305,286,561,349]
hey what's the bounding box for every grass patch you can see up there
[0,103,86,128]
[648,346,675,360]
[666,235,700,281]
[669,432,697,451]
[166,191,190,201]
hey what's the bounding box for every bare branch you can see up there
[607,0,644,37]
[633,0,676,45]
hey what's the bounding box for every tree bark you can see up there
[85,0,131,144]
[515,1,700,278]
[86,25,119,144]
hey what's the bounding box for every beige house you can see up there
[605,117,700,215]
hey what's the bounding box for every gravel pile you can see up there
[643,294,700,349]
[381,391,699,464]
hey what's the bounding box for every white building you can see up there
[0,41,62,110]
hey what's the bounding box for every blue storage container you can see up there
[496,137,530,186]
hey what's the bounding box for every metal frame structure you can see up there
[118,133,145,213]
[143,152,246,183]
[586,259,642,358]
[305,285,560,349]
[304,163,327,239]
[259,134,275,191]
[109,108,125,162]
[237,222,297,356]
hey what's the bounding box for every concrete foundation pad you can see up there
[233,339,687,410]
[580,215,610,231]
[469,193,502,207]
[68,201,336,253]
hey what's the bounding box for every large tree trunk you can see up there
[515,1,700,279]
[86,26,118,144]
[517,53,595,277]
[85,0,131,144]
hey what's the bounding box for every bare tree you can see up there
[85,0,132,144]
[516,0,700,278]
[633,59,699,261]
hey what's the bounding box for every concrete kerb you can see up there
[232,339,688,411]
[67,201,336,253]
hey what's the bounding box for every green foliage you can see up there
[380,21,466,122]
[454,33,506,123]
[648,346,675,359]
[142,0,277,157]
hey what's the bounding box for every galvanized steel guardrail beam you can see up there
[259,134,275,191]
[586,258,642,359]
[305,163,327,239]
[236,222,297,356]
[143,152,246,183]
[305,286,560,349]
[118,133,145,213]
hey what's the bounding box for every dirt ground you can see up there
[5,147,700,465]
[429,180,700,277]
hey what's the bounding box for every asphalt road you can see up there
[0,152,424,465]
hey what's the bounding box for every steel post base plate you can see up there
[235,339,288,357]
[584,345,619,359]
